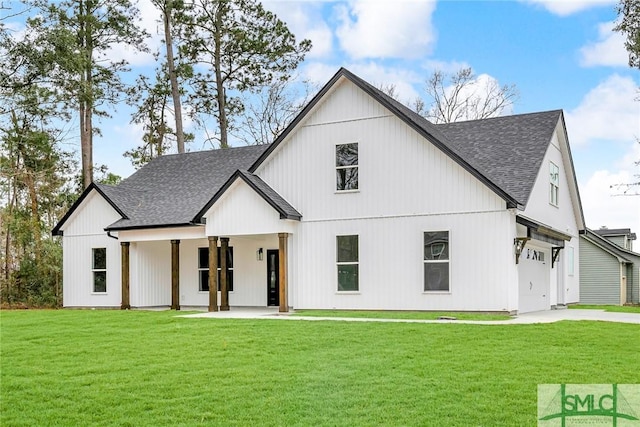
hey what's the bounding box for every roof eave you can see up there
[52,182,127,236]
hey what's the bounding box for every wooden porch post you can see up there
[120,242,130,310]
[220,237,230,311]
[278,232,288,313]
[208,236,218,312]
[171,239,180,310]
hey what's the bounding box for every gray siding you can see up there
[604,235,627,249]
[579,237,621,305]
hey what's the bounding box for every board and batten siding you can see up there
[61,191,122,307]
[256,78,507,221]
[521,123,581,304]
[251,77,520,311]
[579,237,621,305]
[289,209,518,312]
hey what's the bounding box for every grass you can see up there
[292,309,512,321]
[2,310,639,426]
[568,304,640,313]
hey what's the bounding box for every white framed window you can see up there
[424,231,450,292]
[337,235,358,291]
[567,246,575,276]
[336,143,358,191]
[92,248,107,293]
[550,161,559,207]
[198,247,234,292]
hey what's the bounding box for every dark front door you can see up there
[267,250,279,306]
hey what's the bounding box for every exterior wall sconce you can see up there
[257,248,264,261]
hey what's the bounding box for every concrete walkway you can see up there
[180,307,640,325]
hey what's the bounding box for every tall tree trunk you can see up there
[214,3,228,149]
[79,0,94,189]
[163,1,185,153]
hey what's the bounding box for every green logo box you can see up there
[538,384,640,426]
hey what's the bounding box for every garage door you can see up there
[518,245,550,313]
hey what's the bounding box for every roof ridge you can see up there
[436,109,563,126]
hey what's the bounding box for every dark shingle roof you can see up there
[105,144,270,230]
[594,228,636,240]
[437,110,562,206]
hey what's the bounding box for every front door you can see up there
[267,250,279,306]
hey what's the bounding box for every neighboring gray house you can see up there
[580,228,640,305]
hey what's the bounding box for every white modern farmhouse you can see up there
[53,68,585,314]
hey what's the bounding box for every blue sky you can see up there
[6,0,640,234]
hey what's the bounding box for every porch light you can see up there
[257,248,264,261]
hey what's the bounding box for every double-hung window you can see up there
[198,247,234,292]
[337,235,359,291]
[550,162,559,206]
[336,143,358,191]
[92,248,107,293]
[423,231,450,292]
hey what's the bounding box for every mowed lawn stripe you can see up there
[1,310,638,426]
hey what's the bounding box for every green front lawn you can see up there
[293,309,512,321]
[568,304,640,313]
[2,310,637,426]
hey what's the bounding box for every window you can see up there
[337,235,358,291]
[92,248,107,293]
[550,162,559,206]
[336,143,358,191]
[567,246,575,276]
[424,231,449,292]
[198,247,234,292]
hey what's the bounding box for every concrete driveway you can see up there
[181,307,640,325]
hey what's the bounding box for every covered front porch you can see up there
[118,228,293,312]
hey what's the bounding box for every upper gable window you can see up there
[550,162,559,207]
[336,143,358,191]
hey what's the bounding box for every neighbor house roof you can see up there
[594,228,637,240]
[582,228,640,263]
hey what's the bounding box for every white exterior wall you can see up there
[251,78,517,312]
[204,180,297,236]
[129,240,171,307]
[289,210,517,311]
[521,123,581,304]
[256,79,506,220]
[61,192,122,307]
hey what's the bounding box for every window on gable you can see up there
[198,247,234,292]
[337,235,359,291]
[92,248,107,293]
[424,231,450,292]
[550,162,559,207]
[336,143,358,191]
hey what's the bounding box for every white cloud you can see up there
[104,0,163,67]
[335,0,437,60]
[263,1,333,59]
[522,0,616,16]
[565,74,640,146]
[579,21,629,67]
[580,145,640,235]
[421,59,471,74]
